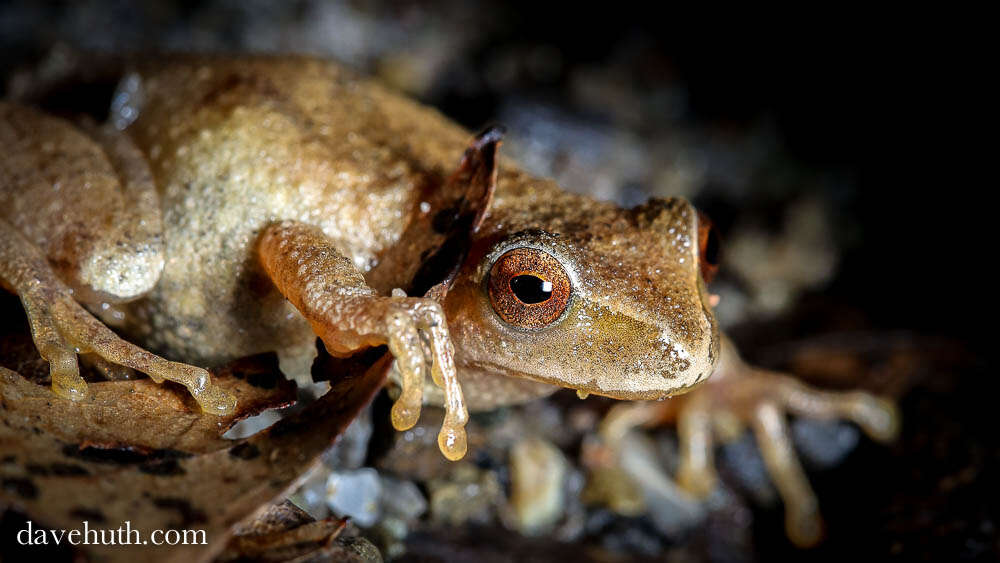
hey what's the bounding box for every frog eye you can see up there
[488,248,571,329]
[697,211,721,283]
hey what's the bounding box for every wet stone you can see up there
[616,431,705,539]
[581,465,646,516]
[376,410,453,481]
[223,409,284,440]
[335,533,384,563]
[718,433,778,505]
[368,516,409,560]
[589,513,668,558]
[702,485,756,563]
[792,418,860,469]
[327,468,383,527]
[379,476,427,521]
[508,436,568,535]
[553,467,588,542]
[428,464,502,526]
[323,405,374,470]
[288,465,331,519]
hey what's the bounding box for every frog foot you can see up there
[23,290,236,415]
[258,221,469,461]
[380,295,469,461]
[595,339,899,547]
[671,345,899,547]
[1,219,236,414]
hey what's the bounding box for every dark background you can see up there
[0,2,980,341]
[0,2,990,561]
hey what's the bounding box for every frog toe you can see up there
[45,345,89,401]
[18,294,88,400]
[674,394,719,499]
[749,401,824,547]
[786,498,825,547]
[698,360,897,547]
[593,346,899,547]
[384,297,468,460]
[774,374,901,443]
[32,290,234,415]
[3,218,234,414]
[48,349,89,401]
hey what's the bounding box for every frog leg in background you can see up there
[593,334,899,547]
[258,220,469,461]
[0,104,236,414]
[0,219,238,414]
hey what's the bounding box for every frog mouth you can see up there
[584,382,707,401]
[473,363,711,402]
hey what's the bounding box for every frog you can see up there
[0,54,898,546]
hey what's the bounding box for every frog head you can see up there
[441,170,721,401]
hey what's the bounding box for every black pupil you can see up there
[704,227,720,266]
[509,275,552,304]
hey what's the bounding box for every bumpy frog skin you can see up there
[0,55,898,546]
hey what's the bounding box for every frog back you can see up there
[117,56,475,363]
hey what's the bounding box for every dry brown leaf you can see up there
[1,336,391,562]
[219,500,349,562]
[367,126,502,297]
[1,353,297,454]
[230,499,320,537]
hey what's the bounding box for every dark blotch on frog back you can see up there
[62,444,192,466]
[151,497,208,527]
[68,507,107,523]
[1,477,38,499]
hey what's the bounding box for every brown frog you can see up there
[0,55,898,546]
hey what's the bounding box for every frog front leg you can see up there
[258,220,469,460]
[0,104,235,414]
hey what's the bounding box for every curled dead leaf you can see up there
[1,318,392,562]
